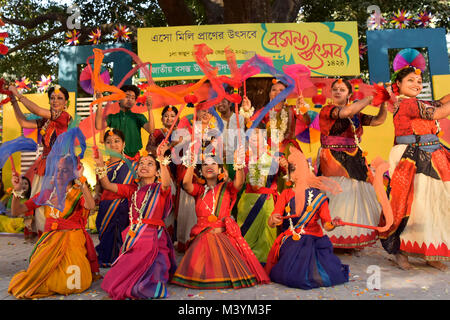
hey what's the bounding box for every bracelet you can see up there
[74,176,87,186]
[12,189,24,199]
[233,162,246,171]
[156,155,171,166]
[95,166,108,179]
[239,106,254,119]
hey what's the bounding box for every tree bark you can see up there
[157,0,196,26]
[223,0,271,23]
[199,0,224,24]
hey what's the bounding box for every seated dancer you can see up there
[265,146,349,290]
[97,143,176,300]
[8,129,99,299]
[94,128,138,267]
[8,85,72,236]
[173,107,220,252]
[171,145,270,289]
[379,65,450,271]
[318,78,387,254]
[240,80,310,192]
[95,85,154,160]
[0,176,32,236]
[236,124,280,264]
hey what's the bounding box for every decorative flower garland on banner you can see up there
[65,29,80,46]
[113,25,131,42]
[36,75,53,93]
[88,28,102,44]
[391,10,413,29]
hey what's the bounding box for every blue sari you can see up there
[95,160,138,267]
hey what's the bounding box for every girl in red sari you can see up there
[9,85,72,235]
[380,67,450,271]
[171,146,270,289]
[318,79,387,253]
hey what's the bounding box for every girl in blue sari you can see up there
[95,129,138,267]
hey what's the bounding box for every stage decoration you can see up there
[367,11,387,30]
[15,77,31,93]
[0,78,12,106]
[391,10,412,29]
[391,48,426,83]
[0,18,8,56]
[113,25,131,42]
[359,44,367,60]
[350,79,365,101]
[65,29,80,46]
[88,28,102,44]
[36,75,53,93]
[311,82,327,107]
[414,11,434,28]
[79,65,111,95]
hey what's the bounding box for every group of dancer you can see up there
[1,58,449,300]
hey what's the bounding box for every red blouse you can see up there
[188,182,239,237]
[272,188,332,238]
[116,183,171,222]
[393,98,439,137]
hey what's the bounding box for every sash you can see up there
[211,182,227,219]
[116,184,162,260]
[98,160,137,238]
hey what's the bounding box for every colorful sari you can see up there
[172,182,270,289]
[101,183,176,300]
[318,105,381,248]
[8,186,98,299]
[27,111,72,235]
[266,188,349,290]
[237,152,278,263]
[379,98,449,261]
[95,159,138,267]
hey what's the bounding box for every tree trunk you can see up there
[157,0,196,26]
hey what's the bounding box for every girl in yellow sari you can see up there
[8,157,98,299]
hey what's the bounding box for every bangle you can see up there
[95,166,108,179]
[239,106,254,119]
[75,176,87,186]
[12,189,24,199]
[156,155,171,166]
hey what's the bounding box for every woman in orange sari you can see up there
[8,139,99,299]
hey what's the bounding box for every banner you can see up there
[137,22,360,80]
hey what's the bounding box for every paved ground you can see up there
[0,232,448,301]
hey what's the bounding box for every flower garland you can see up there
[248,152,272,188]
[286,189,314,241]
[201,185,218,222]
[269,106,288,146]
[128,185,153,237]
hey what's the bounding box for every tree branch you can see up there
[1,12,67,29]
[7,26,66,54]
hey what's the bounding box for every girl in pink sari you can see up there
[95,143,176,299]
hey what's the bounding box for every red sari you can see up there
[171,181,270,289]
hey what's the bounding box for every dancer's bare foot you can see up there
[395,253,413,270]
[426,261,448,271]
[353,248,363,257]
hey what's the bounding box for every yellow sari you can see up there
[8,187,93,299]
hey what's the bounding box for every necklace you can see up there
[202,184,218,222]
[108,160,124,182]
[286,189,314,241]
[128,185,153,237]
[269,106,288,146]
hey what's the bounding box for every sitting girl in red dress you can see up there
[171,146,270,289]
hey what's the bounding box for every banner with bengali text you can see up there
[137,22,360,80]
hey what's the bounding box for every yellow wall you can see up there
[432,74,450,100]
